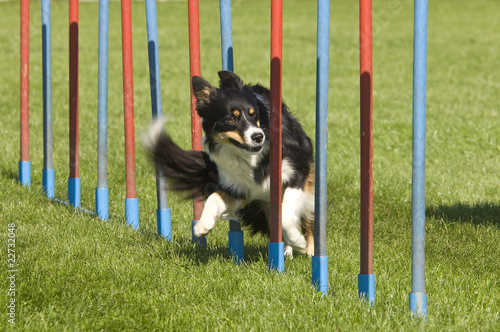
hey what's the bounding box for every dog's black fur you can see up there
[147,71,315,255]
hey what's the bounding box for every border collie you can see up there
[146,71,314,256]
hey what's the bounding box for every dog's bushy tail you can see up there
[144,119,219,199]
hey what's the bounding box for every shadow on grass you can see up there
[171,237,270,266]
[1,168,18,182]
[427,202,500,227]
[137,225,271,266]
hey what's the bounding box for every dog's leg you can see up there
[304,222,315,256]
[281,188,308,254]
[284,242,294,258]
[194,191,243,237]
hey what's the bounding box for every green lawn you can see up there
[1,0,499,330]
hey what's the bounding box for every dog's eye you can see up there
[227,116,236,124]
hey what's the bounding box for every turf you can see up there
[1,0,499,330]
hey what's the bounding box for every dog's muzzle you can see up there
[250,132,264,144]
[239,127,265,153]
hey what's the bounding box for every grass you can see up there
[1,0,499,330]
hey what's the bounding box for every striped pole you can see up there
[410,0,428,318]
[19,0,30,187]
[121,0,139,229]
[312,0,330,295]
[188,0,206,247]
[268,0,284,272]
[219,0,244,264]
[145,0,172,240]
[358,0,375,305]
[68,0,80,207]
[96,0,109,220]
[42,0,54,198]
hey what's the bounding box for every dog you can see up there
[146,71,315,256]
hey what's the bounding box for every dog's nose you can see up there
[251,132,264,144]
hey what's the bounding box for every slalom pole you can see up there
[359,0,375,305]
[145,0,172,240]
[68,0,80,207]
[42,0,54,198]
[96,0,109,220]
[410,0,428,319]
[268,0,284,272]
[121,0,139,229]
[188,0,207,247]
[312,0,330,295]
[19,0,30,187]
[219,0,244,264]
[219,0,234,73]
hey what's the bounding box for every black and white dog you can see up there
[146,71,314,256]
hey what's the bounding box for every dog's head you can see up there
[192,71,266,154]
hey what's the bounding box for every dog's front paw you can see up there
[193,218,215,237]
[284,244,294,258]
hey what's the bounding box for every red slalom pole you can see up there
[19,0,30,186]
[68,0,80,207]
[268,0,284,272]
[121,0,137,199]
[69,0,79,179]
[188,0,206,245]
[188,0,202,178]
[121,0,139,229]
[359,0,375,304]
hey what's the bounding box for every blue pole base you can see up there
[312,256,329,295]
[268,242,284,272]
[192,220,207,247]
[18,161,31,187]
[157,208,172,241]
[228,231,244,264]
[410,292,427,318]
[42,169,55,198]
[68,177,81,208]
[95,188,109,220]
[125,198,139,230]
[358,273,376,305]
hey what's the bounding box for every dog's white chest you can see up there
[213,148,295,201]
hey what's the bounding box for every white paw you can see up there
[284,245,294,258]
[193,218,214,237]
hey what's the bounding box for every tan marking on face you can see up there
[216,130,244,144]
[256,120,260,127]
[249,108,255,115]
[232,110,240,117]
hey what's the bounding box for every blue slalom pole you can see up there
[312,0,330,295]
[219,0,244,264]
[42,0,54,199]
[145,0,172,240]
[19,0,30,187]
[228,221,243,264]
[19,162,31,187]
[219,0,234,72]
[96,0,109,220]
[410,0,428,319]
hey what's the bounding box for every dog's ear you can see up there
[218,71,245,90]
[192,76,216,106]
